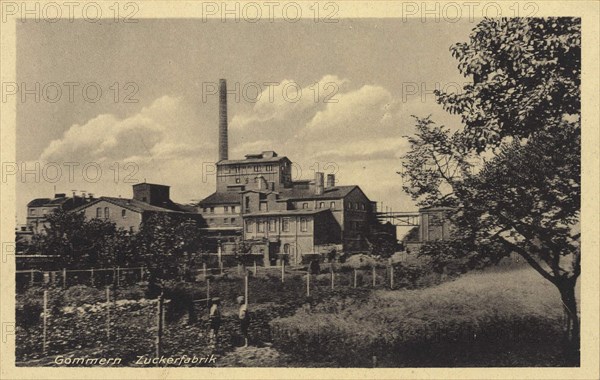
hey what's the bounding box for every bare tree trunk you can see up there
[557,278,579,366]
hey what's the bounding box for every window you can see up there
[257,220,265,233]
[104,207,110,219]
[231,218,236,224]
[245,196,250,210]
[231,206,236,213]
[269,219,276,232]
[319,202,325,209]
[29,208,36,216]
[203,208,207,213]
[236,178,241,184]
[224,218,229,224]
[246,220,253,232]
[354,203,359,210]
[254,165,260,172]
[300,218,308,232]
[302,202,308,209]
[224,206,229,213]
[208,218,214,224]
[210,207,215,213]
[347,202,352,210]
[42,209,47,215]
[360,203,365,210]
[96,207,102,218]
[266,165,273,171]
[283,243,290,254]
[235,166,241,173]
[330,202,336,210]
[122,209,127,218]
[282,218,290,232]
[129,226,134,232]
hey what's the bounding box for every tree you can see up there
[35,209,130,268]
[136,212,206,291]
[400,18,581,364]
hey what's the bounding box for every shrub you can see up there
[63,285,104,306]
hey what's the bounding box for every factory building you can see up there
[198,79,394,264]
[71,183,202,233]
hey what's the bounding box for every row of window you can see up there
[96,207,127,219]
[347,202,366,211]
[207,218,237,224]
[301,201,336,210]
[203,206,238,214]
[222,164,274,174]
[246,218,308,233]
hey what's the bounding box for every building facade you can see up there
[197,79,393,263]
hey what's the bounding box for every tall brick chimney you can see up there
[315,172,324,195]
[326,174,335,188]
[218,79,228,162]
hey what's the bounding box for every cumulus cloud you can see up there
[40,95,207,163]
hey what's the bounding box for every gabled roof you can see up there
[27,198,51,207]
[279,185,364,201]
[71,197,192,214]
[198,192,241,206]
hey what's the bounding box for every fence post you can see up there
[237,263,241,276]
[206,279,210,307]
[372,267,376,287]
[116,266,121,287]
[156,292,164,359]
[306,272,310,297]
[43,290,48,354]
[253,260,257,276]
[281,261,285,283]
[140,266,144,282]
[353,269,357,288]
[244,273,249,307]
[62,268,66,289]
[219,260,223,275]
[390,265,394,289]
[330,264,334,290]
[30,269,34,287]
[106,286,111,339]
[90,268,95,287]
[203,263,207,281]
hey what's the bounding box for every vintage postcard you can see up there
[1,1,598,379]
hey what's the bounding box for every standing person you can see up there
[208,297,221,347]
[237,296,250,347]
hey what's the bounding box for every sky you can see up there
[16,18,475,224]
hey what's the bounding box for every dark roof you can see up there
[198,192,241,206]
[132,182,170,188]
[71,197,192,214]
[27,198,51,207]
[279,186,363,201]
[243,209,330,217]
[217,156,290,165]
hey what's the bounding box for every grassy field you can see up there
[272,265,574,367]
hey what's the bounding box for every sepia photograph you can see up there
[0,1,598,378]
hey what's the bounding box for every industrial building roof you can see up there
[198,192,242,206]
[217,156,290,165]
[71,197,192,214]
[279,185,363,201]
[27,198,52,207]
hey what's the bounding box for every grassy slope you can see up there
[272,265,573,367]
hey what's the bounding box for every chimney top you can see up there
[314,172,324,195]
